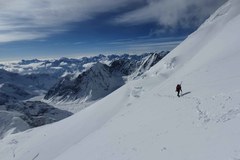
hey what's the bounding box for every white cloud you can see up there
[0,0,141,43]
[114,0,227,29]
[0,32,48,43]
[0,0,228,43]
[105,36,184,53]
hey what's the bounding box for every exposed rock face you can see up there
[0,101,72,139]
[3,101,72,127]
[45,63,125,102]
[44,52,168,102]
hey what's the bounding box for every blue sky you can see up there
[0,0,226,61]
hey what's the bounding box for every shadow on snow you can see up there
[181,91,191,97]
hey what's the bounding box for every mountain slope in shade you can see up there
[0,69,57,94]
[1,0,240,160]
[0,111,29,139]
[0,83,32,102]
[44,53,165,103]
[45,63,125,102]
[0,101,72,139]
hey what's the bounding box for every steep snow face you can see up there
[1,1,240,160]
[147,0,240,94]
[129,53,166,80]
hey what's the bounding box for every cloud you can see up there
[114,0,227,30]
[105,36,185,53]
[0,0,227,43]
[0,0,141,43]
[0,32,48,43]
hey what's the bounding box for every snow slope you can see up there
[1,0,240,159]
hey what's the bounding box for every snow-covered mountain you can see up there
[0,101,72,139]
[0,69,57,94]
[1,0,240,159]
[0,52,168,77]
[45,62,125,102]
[0,52,167,137]
[44,53,165,103]
[0,69,66,139]
[129,52,165,79]
[0,68,57,106]
[0,83,32,103]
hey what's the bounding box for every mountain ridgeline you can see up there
[0,52,167,138]
[44,52,167,102]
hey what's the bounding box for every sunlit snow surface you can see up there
[1,0,240,159]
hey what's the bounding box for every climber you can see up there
[176,84,182,97]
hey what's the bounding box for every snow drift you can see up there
[1,0,240,160]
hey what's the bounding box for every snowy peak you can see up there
[19,59,43,65]
[44,53,167,103]
[0,53,168,77]
[200,0,240,29]
[86,62,109,76]
[110,59,138,76]
[130,52,167,79]
[44,62,125,102]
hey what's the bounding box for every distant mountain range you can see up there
[0,52,168,77]
[0,68,72,139]
[44,52,167,102]
[0,52,168,139]
[0,52,168,104]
